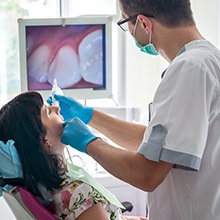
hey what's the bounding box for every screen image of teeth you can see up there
[26,24,106,90]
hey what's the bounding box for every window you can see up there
[0,0,58,106]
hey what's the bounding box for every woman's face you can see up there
[41,104,64,138]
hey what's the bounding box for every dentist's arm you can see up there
[89,109,146,151]
[87,138,173,192]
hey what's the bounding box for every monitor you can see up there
[18,16,113,100]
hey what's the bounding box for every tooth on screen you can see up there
[28,44,51,83]
[78,29,103,85]
[48,45,81,88]
[26,35,34,57]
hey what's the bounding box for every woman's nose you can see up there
[49,105,60,114]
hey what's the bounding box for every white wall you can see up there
[125,0,220,114]
[191,0,220,45]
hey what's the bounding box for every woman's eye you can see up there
[47,108,52,115]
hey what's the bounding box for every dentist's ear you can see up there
[137,14,152,34]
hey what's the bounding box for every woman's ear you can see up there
[42,137,52,148]
[45,139,52,148]
[137,14,152,34]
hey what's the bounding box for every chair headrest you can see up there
[0,140,23,196]
[17,186,58,220]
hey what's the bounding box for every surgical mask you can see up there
[133,19,159,56]
[135,40,159,55]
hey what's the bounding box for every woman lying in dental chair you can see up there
[0,91,147,220]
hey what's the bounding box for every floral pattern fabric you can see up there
[48,177,121,220]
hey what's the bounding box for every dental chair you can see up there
[2,186,58,220]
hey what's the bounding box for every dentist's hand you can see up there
[47,95,93,123]
[61,117,98,153]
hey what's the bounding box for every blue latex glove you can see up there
[61,117,98,153]
[47,95,93,123]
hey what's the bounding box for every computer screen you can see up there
[18,16,112,100]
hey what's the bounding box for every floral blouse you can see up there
[47,177,122,220]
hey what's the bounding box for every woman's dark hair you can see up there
[0,91,64,197]
[119,0,195,27]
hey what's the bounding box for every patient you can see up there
[0,91,147,220]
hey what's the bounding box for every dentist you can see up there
[54,0,220,219]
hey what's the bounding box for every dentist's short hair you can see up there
[119,0,195,27]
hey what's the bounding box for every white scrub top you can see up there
[138,40,220,220]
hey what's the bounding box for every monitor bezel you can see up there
[18,16,113,100]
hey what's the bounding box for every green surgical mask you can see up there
[133,18,159,56]
[135,40,159,55]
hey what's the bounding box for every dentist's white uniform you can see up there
[138,40,220,220]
